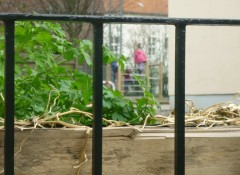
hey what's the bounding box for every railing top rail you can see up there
[0,13,240,26]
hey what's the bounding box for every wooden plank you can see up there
[0,127,240,175]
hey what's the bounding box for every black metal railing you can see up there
[2,13,240,175]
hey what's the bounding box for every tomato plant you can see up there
[0,21,160,126]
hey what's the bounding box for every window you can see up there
[110,35,120,54]
[107,24,121,56]
[148,36,157,60]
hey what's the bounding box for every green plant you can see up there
[0,21,160,126]
[133,75,161,124]
[103,86,138,124]
[0,21,94,120]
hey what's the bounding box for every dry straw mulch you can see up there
[153,94,240,128]
[1,93,240,130]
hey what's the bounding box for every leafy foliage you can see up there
[0,21,94,119]
[0,21,160,126]
[103,86,138,123]
[134,75,161,124]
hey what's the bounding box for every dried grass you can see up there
[154,94,240,128]
[1,93,240,130]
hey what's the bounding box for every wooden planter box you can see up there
[1,127,240,175]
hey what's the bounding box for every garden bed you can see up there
[1,126,240,175]
[1,19,240,175]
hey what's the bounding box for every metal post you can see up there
[92,22,103,175]
[4,20,15,175]
[119,0,123,55]
[159,63,163,99]
[108,0,112,51]
[174,24,186,175]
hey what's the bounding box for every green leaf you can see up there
[115,100,126,108]
[104,89,115,99]
[63,48,75,60]
[112,112,126,121]
[81,40,93,51]
[118,55,127,71]
[35,31,52,43]
[136,98,148,107]
[103,99,112,109]
[80,49,92,66]
[103,46,116,64]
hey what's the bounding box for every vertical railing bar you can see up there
[4,20,15,175]
[174,23,186,175]
[92,22,103,175]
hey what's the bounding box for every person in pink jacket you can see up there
[134,43,147,74]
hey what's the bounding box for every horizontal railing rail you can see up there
[1,13,240,25]
[2,13,240,175]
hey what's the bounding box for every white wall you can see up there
[168,0,240,108]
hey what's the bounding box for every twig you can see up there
[0,92,4,102]
[72,127,91,175]
[141,115,151,131]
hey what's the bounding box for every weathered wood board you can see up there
[0,127,240,175]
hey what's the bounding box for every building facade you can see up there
[168,0,240,109]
